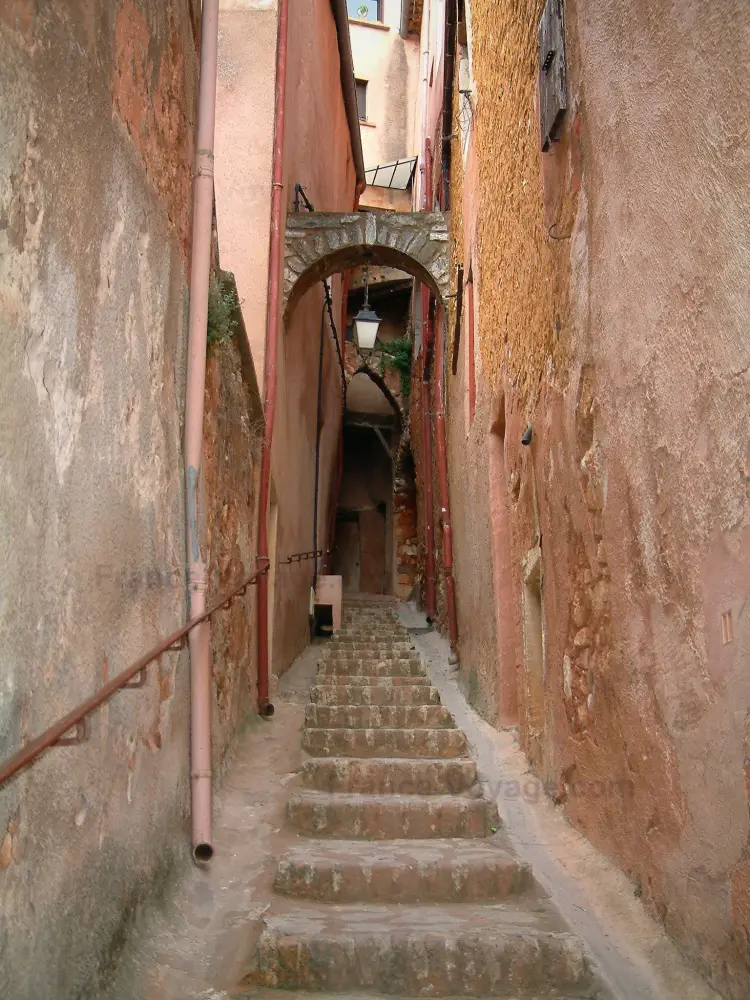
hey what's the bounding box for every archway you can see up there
[332,368,401,596]
[284,210,449,317]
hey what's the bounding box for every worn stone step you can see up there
[258,903,593,995]
[251,990,603,1000]
[301,757,478,795]
[330,625,411,642]
[325,642,415,655]
[309,684,441,706]
[305,704,455,730]
[317,675,428,687]
[286,791,499,838]
[274,839,533,903]
[317,658,425,678]
[302,727,468,758]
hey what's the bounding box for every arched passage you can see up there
[284,211,449,317]
[332,367,402,596]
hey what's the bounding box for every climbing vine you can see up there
[376,337,412,397]
[206,272,240,348]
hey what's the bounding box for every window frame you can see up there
[347,0,384,24]
[355,78,368,123]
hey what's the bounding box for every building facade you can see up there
[0,2,360,997]
[408,1,750,997]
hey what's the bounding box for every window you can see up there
[348,0,382,22]
[355,79,367,122]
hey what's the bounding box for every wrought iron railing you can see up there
[0,561,271,786]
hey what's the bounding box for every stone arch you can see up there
[284,211,449,317]
[347,365,403,431]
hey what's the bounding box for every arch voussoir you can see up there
[284,210,450,316]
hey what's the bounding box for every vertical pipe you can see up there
[326,179,364,575]
[312,303,326,585]
[184,0,220,863]
[433,304,458,649]
[421,285,436,621]
[256,0,290,716]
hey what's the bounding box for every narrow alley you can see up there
[1,1,749,999]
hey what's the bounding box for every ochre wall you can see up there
[441,1,750,996]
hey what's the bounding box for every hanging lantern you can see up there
[353,262,381,352]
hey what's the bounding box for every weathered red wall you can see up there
[433,0,750,996]
[268,0,357,673]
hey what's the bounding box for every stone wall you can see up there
[439,0,750,996]
[202,275,265,728]
[0,2,200,997]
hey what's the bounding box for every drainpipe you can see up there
[326,178,364,574]
[433,304,458,649]
[418,39,430,210]
[420,284,436,621]
[183,0,220,863]
[256,0,291,717]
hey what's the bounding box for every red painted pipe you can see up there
[420,285,436,620]
[419,132,436,620]
[256,0,290,715]
[326,179,364,574]
[433,303,458,649]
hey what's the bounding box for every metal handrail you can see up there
[0,562,270,787]
[279,548,331,565]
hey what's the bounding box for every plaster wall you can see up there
[215,0,277,378]
[349,0,419,169]
[0,2,201,996]
[439,0,750,996]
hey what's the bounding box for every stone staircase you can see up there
[255,598,610,999]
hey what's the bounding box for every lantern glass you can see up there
[353,307,381,351]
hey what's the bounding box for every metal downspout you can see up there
[421,285,436,621]
[184,0,220,863]
[326,179,364,574]
[256,0,290,717]
[433,304,459,649]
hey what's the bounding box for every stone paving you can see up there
[253,598,611,1000]
[102,597,721,1000]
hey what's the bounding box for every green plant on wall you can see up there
[206,273,239,348]
[376,336,413,397]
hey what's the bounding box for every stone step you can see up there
[258,903,593,995]
[317,658,425,678]
[302,727,469,758]
[330,625,412,642]
[309,684,441,706]
[274,839,533,903]
[301,757,478,794]
[305,704,455,730]
[317,675,428,687]
[251,990,603,1000]
[286,791,499,839]
[324,642,415,654]
[337,625,404,634]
